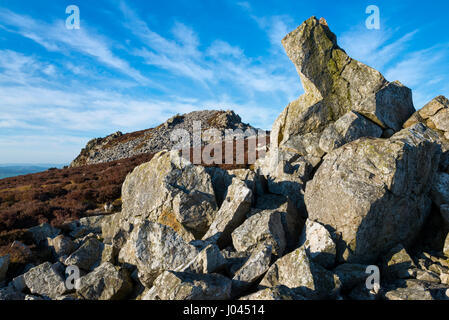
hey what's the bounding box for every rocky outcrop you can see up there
[70,110,259,167]
[256,16,415,210]
[2,16,449,302]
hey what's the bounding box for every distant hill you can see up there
[0,166,52,179]
[70,110,260,167]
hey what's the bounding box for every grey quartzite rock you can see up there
[232,244,273,294]
[177,244,227,274]
[259,246,340,299]
[143,271,232,300]
[110,150,218,244]
[257,17,414,217]
[23,262,67,299]
[298,219,336,268]
[232,210,286,257]
[305,124,441,263]
[28,223,60,244]
[77,262,132,300]
[202,178,252,248]
[118,221,199,287]
[64,238,104,271]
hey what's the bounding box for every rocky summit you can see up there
[1,16,449,301]
[70,110,258,167]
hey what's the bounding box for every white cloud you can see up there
[0,8,149,84]
[340,27,418,71]
[0,3,302,162]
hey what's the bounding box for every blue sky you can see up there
[0,0,448,164]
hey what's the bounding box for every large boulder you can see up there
[276,17,413,147]
[404,96,449,134]
[259,246,340,299]
[305,124,441,263]
[23,262,67,299]
[202,178,252,248]
[118,221,199,287]
[231,210,286,257]
[77,263,132,300]
[110,150,218,244]
[143,271,232,300]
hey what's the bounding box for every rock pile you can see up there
[1,16,449,300]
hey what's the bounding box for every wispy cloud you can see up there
[120,2,299,99]
[0,8,149,84]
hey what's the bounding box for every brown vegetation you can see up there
[0,153,155,233]
[0,135,269,241]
